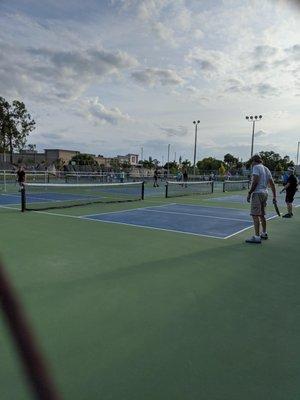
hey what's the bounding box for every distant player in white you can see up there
[246,154,277,244]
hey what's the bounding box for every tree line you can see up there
[137,152,294,175]
[0,97,35,163]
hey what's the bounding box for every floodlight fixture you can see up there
[245,114,263,158]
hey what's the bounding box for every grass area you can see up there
[0,189,299,399]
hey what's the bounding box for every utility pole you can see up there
[167,144,170,178]
[193,120,200,176]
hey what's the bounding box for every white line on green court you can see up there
[223,215,279,239]
[142,208,252,222]
[81,203,177,217]
[78,217,226,240]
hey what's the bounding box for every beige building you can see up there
[117,154,139,165]
[45,149,80,165]
[1,150,45,165]
[1,148,139,169]
[127,154,139,165]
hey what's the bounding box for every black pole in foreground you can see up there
[0,261,61,400]
[141,181,145,200]
[21,185,26,212]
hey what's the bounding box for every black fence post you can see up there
[21,185,26,212]
[141,181,145,200]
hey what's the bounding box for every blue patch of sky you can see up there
[0,0,111,22]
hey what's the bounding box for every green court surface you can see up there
[0,188,299,400]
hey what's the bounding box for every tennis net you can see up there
[223,180,250,192]
[21,181,144,211]
[0,171,52,192]
[165,181,214,198]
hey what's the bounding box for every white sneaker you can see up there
[245,236,262,244]
[260,233,268,240]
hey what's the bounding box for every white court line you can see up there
[142,208,252,222]
[79,217,226,240]
[18,203,176,220]
[0,204,19,210]
[32,210,85,219]
[1,192,66,203]
[223,215,278,239]
[171,202,251,212]
[1,193,20,197]
[82,203,177,218]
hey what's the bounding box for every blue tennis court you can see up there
[82,203,277,239]
[208,193,300,207]
[0,192,97,205]
[0,185,141,208]
[0,193,20,205]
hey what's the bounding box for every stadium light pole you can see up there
[167,144,170,178]
[245,115,262,158]
[193,120,200,176]
[297,141,300,166]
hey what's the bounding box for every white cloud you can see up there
[131,67,184,86]
[0,42,138,102]
[186,48,232,79]
[255,129,268,137]
[77,97,133,125]
[193,29,204,40]
[159,125,188,137]
[253,45,279,59]
[151,22,176,46]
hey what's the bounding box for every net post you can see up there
[165,182,168,198]
[21,185,26,212]
[211,181,214,193]
[223,181,226,192]
[141,181,145,200]
[4,170,7,192]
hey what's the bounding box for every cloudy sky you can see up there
[1,0,299,163]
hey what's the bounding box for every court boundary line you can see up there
[223,215,278,239]
[139,208,252,222]
[79,216,227,239]
[82,203,177,218]
[0,204,20,210]
[171,202,252,212]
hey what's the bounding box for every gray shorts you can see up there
[251,193,268,216]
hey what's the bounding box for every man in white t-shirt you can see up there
[245,154,277,244]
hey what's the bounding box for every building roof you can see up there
[45,149,80,153]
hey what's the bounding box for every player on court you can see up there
[280,167,298,218]
[16,165,26,191]
[245,155,277,244]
